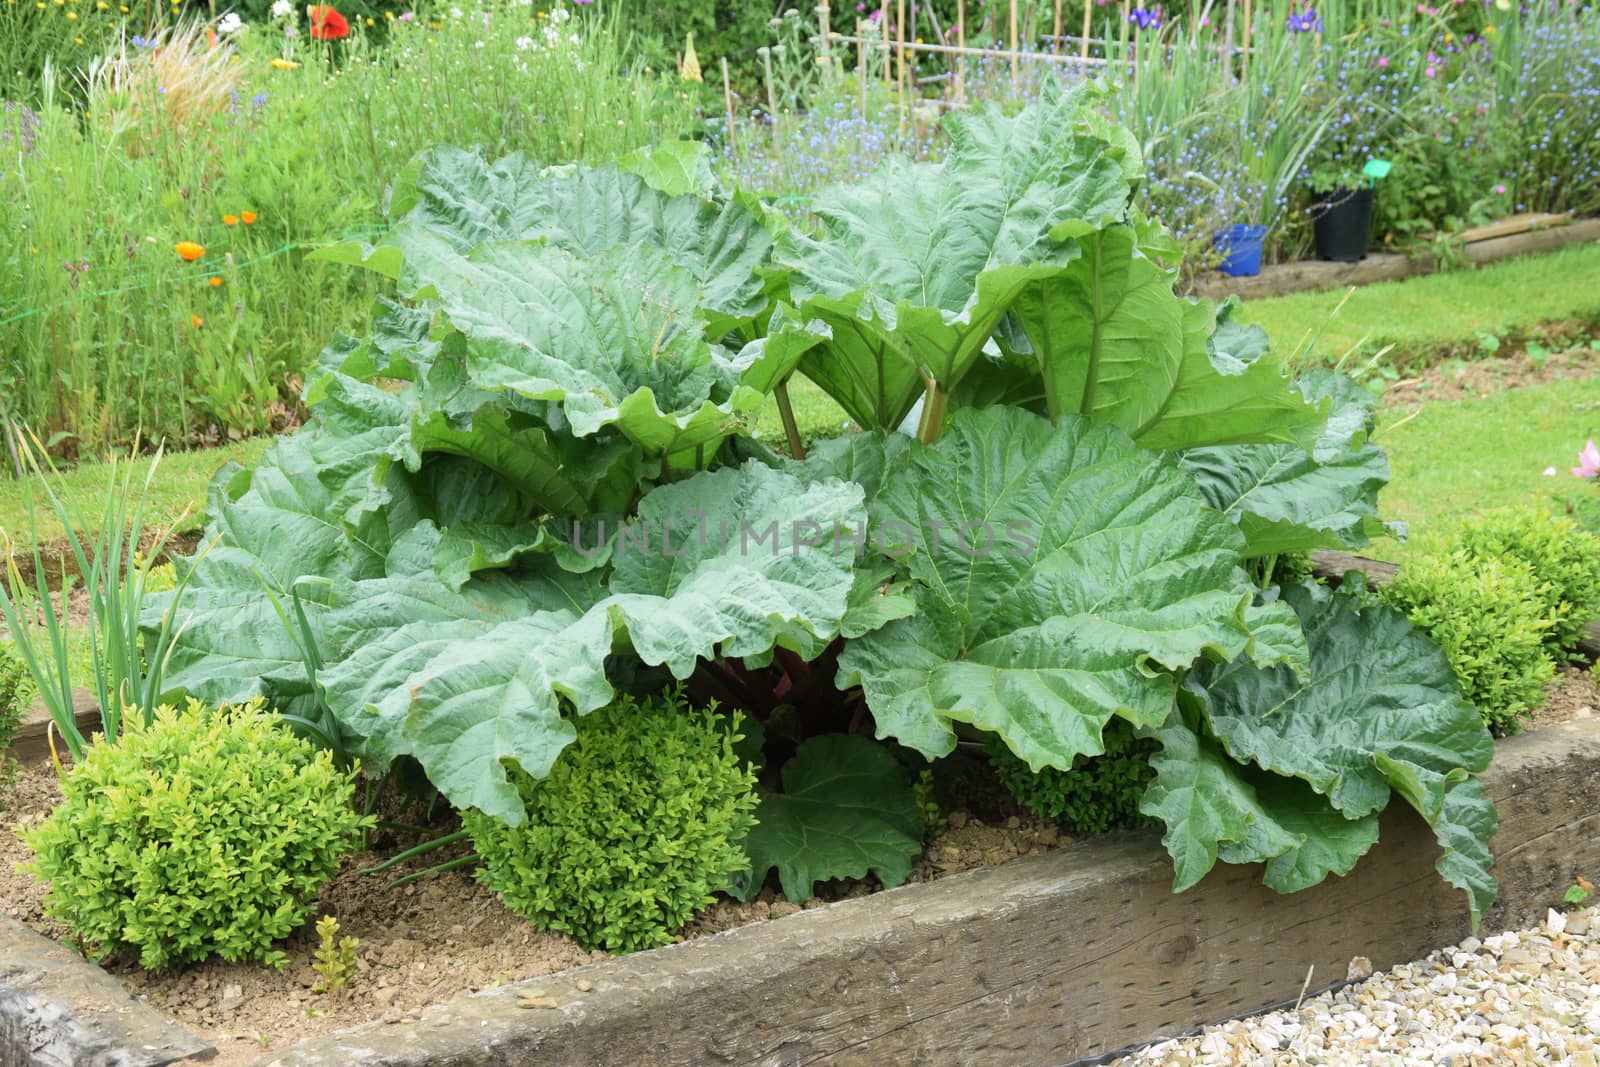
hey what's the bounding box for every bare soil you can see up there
[0,754,1064,1064]
[1524,665,1600,730]
[1384,343,1600,406]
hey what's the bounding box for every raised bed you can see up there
[1190,216,1600,301]
[6,714,1597,1067]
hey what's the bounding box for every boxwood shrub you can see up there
[986,721,1158,834]
[1456,508,1600,661]
[24,699,369,970]
[463,689,758,953]
[1379,551,1557,735]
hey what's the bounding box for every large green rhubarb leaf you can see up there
[602,461,865,674]
[959,231,1324,451]
[1129,302,1327,452]
[1010,222,1187,435]
[1179,370,1390,557]
[776,81,1130,430]
[377,236,797,456]
[838,406,1265,771]
[320,609,616,822]
[317,462,868,820]
[1139,692,1381,895]
[1140,706,1301,892]
[1197,581,1498,925]
[738,733,924,903]
[381,146,772,337]
[148,387,410,708]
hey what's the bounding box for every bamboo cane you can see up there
[721,56,736,153]
[881,0,891,85]
[1241,0,1252,80]
[897,0,908,114]
[817,2,832,71]
[858,21,868,111]
[956,0,967,104]
[1009,0,1020,89]
[1081,0,1091,59]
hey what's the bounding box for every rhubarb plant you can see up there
[147,81,1499,926]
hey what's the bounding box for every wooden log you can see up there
[1,917,213,1066]
[1458,212,1571,245]
[7,691,102,765]
[260,718,1600,1067]
[1008,0,1019,88]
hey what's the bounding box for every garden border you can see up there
[1190,217,1600,301]
[249,715,1600,1066]
[3,716,1597,1065]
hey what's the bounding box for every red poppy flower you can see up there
[307,5,349,39]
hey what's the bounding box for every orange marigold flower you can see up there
[208,276,223,287]
[240,210,258,224]
[223,214,238,226]
[307,4,349,39]
[175,241,205,261]
[192,315,204,328]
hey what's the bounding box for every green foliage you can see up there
[24,699,369,971]
[0,643,29,797]
[1176,581,1498,927]
[0,642,30,747]
[738,733,923,903]
[1,2,696,455]
[311,915,359,995]
[913,767,945,838]
[987,720,1157,835]
[0,443,194,761]
[145,88,1499,924]
[1455,509,1600,662]
[463,689,758,953]
[1379,551,1557,736]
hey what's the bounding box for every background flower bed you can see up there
[1,0,1597,455]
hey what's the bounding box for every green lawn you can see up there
[1376,376,1600,560]
[1237,243,1600,368]
[0,440,267,553]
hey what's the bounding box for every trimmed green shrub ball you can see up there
[1379,550,1557,735]
[0,643,28,753]
[986,719,1158,834]
[24,699,368,971]
[1456,507,1600,661]
[464,689,758,953]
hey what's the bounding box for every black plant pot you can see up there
[1313,186,1375,263]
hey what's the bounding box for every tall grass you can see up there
[0,2,696,461]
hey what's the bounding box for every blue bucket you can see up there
[1213,224,1268,277]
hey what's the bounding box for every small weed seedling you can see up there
[312,915,359,995]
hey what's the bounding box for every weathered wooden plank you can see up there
[0,917,213,1067]
[1311,549,1600,662]
[1458,212,1570,245]
[259,718,1600,1067]
[6,693,102,765]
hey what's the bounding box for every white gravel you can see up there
[1114,905,1600,1066]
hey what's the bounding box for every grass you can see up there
[1237,243,1600,368]
[1375,376,1600,561]
[0,439,267,553]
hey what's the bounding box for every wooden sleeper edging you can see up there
[254,717,1600,1067]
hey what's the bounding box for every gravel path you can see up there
[1114,905,1600,1066]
